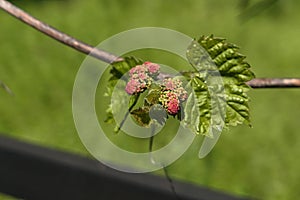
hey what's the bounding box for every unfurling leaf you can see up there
[130,107,151,127]
[144,86,160,106]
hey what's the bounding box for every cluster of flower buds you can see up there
[125,62,160,95]
[159,78,188,115]
[125,62,188,115]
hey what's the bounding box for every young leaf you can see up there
[198,35,255,83]
[110,56,144,79]
[183,87,200,134]
[130,107,151,127]
[184,76,212,135]
[105,56,144,124]
[184,35,255,135]
[144,86,160,106]
[224,84,251,126]
[198,35,255,127]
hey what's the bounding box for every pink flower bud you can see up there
[125,79,139,94]
[167,98,179,114]
[163,78,176,90]
[144,61,160,75]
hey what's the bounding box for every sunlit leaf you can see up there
[184,35,255,135]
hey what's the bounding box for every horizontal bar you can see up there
[0,134,250,200]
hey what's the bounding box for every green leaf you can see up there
[130,107,151,127]
[184,76,211,135]
[197,35,254,127]
[104,81,128,125]
[184,35,255,135]
[105,56,144,124]
[183,88,200,134]
[110,56,143,79]
[129,94,140,109]
[104,103,114,123]
[224,84,251,126]
[198,35,255,83]
[144,86,160,106]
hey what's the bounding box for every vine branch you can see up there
[247,78,300,88]
[1,0,300,88]
[0,0,121,63]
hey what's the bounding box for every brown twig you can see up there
[0,0,121,63]
[247,78,300,88]
[1,0,300,88]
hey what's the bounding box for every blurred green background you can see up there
[1,0,300,199]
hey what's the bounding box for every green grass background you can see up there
[1,0,300,199]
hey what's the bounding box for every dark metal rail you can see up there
[0,134,251,200]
